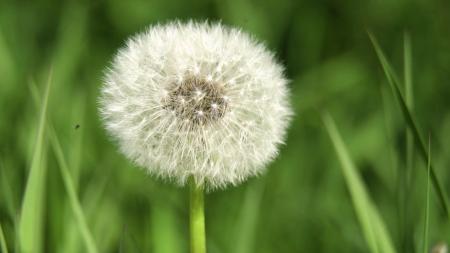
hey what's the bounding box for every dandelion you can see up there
[99,21,292,253]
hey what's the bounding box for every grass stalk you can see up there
[0,222,8,253]
[423,138,431,253]
[48,128,99,253]
[368,32,450,217]
[18,69,52,253]
[400,32,414,252]
[323,113,396,253]
[28,80,98,253]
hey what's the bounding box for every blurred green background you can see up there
[1,0,450,252]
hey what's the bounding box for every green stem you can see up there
[189,178,206,253]
[0,222,9,253]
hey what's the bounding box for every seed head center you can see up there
[165,76,228,125]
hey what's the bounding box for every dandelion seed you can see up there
[99,21,292,190]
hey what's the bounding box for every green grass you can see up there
[369,32,450,218]
[403,32,415,252]
[28,80,98,253]
[422,138,431,253]
[48,128,99,253]
[18,70,52,253]
[1,0,450,252]
[323,113,396,253]
[0,222,8,253]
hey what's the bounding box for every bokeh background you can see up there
[1,0,450,252]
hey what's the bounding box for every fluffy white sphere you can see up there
[100,21,292,190]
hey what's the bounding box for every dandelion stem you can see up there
[189,178,206,253]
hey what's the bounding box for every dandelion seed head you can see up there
[100,21,292,190]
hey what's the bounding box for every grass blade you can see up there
[423,138,431,253]
[18,69,52,253]
[28,80,98,253]
[323,113,396,253]
[0,222,8,253]
[48,128,99,253]
[398,32,415,252]
[404,33,413,111]
[403,32,414,181]
[55,96,85,253]
[368,32,450,217]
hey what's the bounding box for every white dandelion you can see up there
[100,21,292,190]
